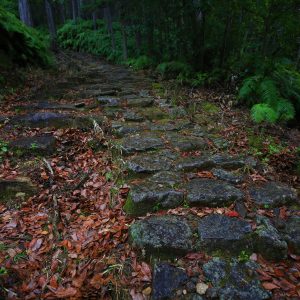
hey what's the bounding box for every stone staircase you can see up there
[1,53,300,299]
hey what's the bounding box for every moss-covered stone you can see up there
[165,132,208,151]
[124,180,184,216]
[198,215,252,255]
[120,133,165,155]
[0,177,37,208]
[186,179,244,207]
[129,215,193,256]
[138,107,169,120]
[9,134,56,156]
[127,150,178,174]
[203,258,270,300]
[249,182,298,207]
[253,216,287,261]
[201,101,220,114]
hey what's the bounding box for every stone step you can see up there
[124,174,298,215]
[151,260,270,300]
[129,214,299,262]
[0,177,37,208]
[8,112,99,129]
[9,134,56,156]
[249,182,298,207]
[175,154,257,172]
[97,96,154,108]
[186,178,244,206]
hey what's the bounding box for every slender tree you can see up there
[18,0,33,27]
[45,0,56,49]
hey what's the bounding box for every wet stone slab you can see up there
[124,179,184,215]
[9,112,93,129]
[249,182,298,207]
[120,133,165,155]
[152,263,188,300]
[0,177,37,208]
[111,121,149,137]
[148,171,182,186]
[186,179,244,207]
[149,119,191,132]
[122,110,145,122]
[281,216,300,255]
[130,216,193,255]
[165,133,208,151]
[212,168,244,184]
[175,154,256,172]
[254,216,288,261]
[198,214,252,254]
[126,97,154,107]
[127,150,178,174]
[203,258,270,300]
[9,134,56,156]
[97,96,122,107]
[138,107,169,120]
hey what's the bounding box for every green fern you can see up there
[239,75,261,101]
[251,104,278,123]
[258,78,279,106]
[275,98,295,121]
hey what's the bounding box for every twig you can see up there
[42,158,60,239]
[52,195,60,239]
[42,157,54,186]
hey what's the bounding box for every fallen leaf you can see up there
[262,282,279,290]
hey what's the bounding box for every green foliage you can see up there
[0,140,8,161]
[239,62,299,123]
[250,104,278,123]
[156,61,192,79]
[126,55,154,70]
[57,20,132,63]
[0,6,51,68]
[191,72,209,87]
[238,250,250,262]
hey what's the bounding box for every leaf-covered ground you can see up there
[0,52,299,299]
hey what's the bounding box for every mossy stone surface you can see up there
[186,179,244,207]
[249,182,298,207]
[203,258,270,300]
[0,177,37,208]
[130,216,193,255]
[124,180,184,216]
[198,214,252,255]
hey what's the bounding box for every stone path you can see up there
[1,53,300,299]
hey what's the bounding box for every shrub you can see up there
[0,6,51,67]
[239,61,300,123]
[156,61,192,79]
[126,55,154,70]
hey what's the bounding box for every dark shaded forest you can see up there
[1,0,300,124]
[0,1,300,300]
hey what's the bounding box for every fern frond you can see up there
[275,98,295,122]
[238,75,260,100]
[251,103,278,123]
[258,78,279,105]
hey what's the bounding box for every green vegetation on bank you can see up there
[2,0,300,124]
[0,6,51,68]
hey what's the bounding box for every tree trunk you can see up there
[72,0,78,22]
[18,0,33,27]
[92,11,97,30]
[45,0,57,49]
[135,30,142,54]
[296,38,300,70]
[121,22,128,60]
[59,2,65,24]
[104,6,116,51]
[219,14,232,68]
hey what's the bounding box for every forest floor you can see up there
[0,51,300,300]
